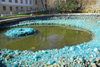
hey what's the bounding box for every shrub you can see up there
[66,0,78,12]
[56,2,63,13]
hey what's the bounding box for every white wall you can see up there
[0,0,33,6]
[0,0,1,4]
[96,0,100,6]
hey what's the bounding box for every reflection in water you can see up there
[47,34,64,48]
[0,26,92,51]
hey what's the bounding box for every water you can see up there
[0,25,92,51]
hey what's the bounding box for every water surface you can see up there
[0,25,92,51]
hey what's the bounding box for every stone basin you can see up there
[0,14,100,67]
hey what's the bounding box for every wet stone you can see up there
[96,58,100,63]
[0,53,1,55]
[13,62,19,67]
[97,63,100,67]
[94,48,98,52]
[5,28,36,38]
[91,59,96,63]
[91,63,97,67]
[35,55,41,59]
[6,55,14,60]
[49,59,55,65]
[0,59,2,62]
[2,54,7,58]
[0,16,100,66]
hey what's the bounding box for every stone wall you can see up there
[45,0,100,13]
[34,0,58,11]
[46,0,58,10]
[33,0,45,11]
[83,0,100,13]
[46,0,100,13]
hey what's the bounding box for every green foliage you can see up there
[0,14,30,18]
[66,0,78,12]
[56,0,79,13]
[0,11,47,19]
[56,2,63,12]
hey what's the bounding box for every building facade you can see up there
[33,0,59,11]
[0,0,64,15]
[0,0,34,15]
[1,0,100,16]
[33,0,46,12]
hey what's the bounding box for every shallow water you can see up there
[0,25,92,51]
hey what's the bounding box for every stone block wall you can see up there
[83,0,100,13]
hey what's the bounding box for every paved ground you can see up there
[0,16,32,23]
[0,13,100,25]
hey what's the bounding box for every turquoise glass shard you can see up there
[1,15,100,66]
[5,28,36,38]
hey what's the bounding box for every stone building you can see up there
[1,0,100,16]
[0,0,65,15]
[0,0,34,15]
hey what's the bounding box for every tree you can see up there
[56,1,63,12]
[56,0,66,13]
[40,0,48,11]
[66,0,79,12]
[40,0,45,11]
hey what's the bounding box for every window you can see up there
[35,0,37,5]
[30,0,32,4]
[45,0,47,3]
[26,7,28,11]
[3,6,6,11]
[30,7,32,10]
[2,0,5,2]
[21,7,23,10]
[16,7,18,11]
[20,0,23,4]
[9,0,12,2]
[45,0,47,9]
[26,0,28,4]
[10,6,12,11]
[15,0,18,3]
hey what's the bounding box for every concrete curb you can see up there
[0,13,100,25]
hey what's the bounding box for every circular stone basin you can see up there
[0,25,93,51]
[0,15,100,67]
[5,28,36,38]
